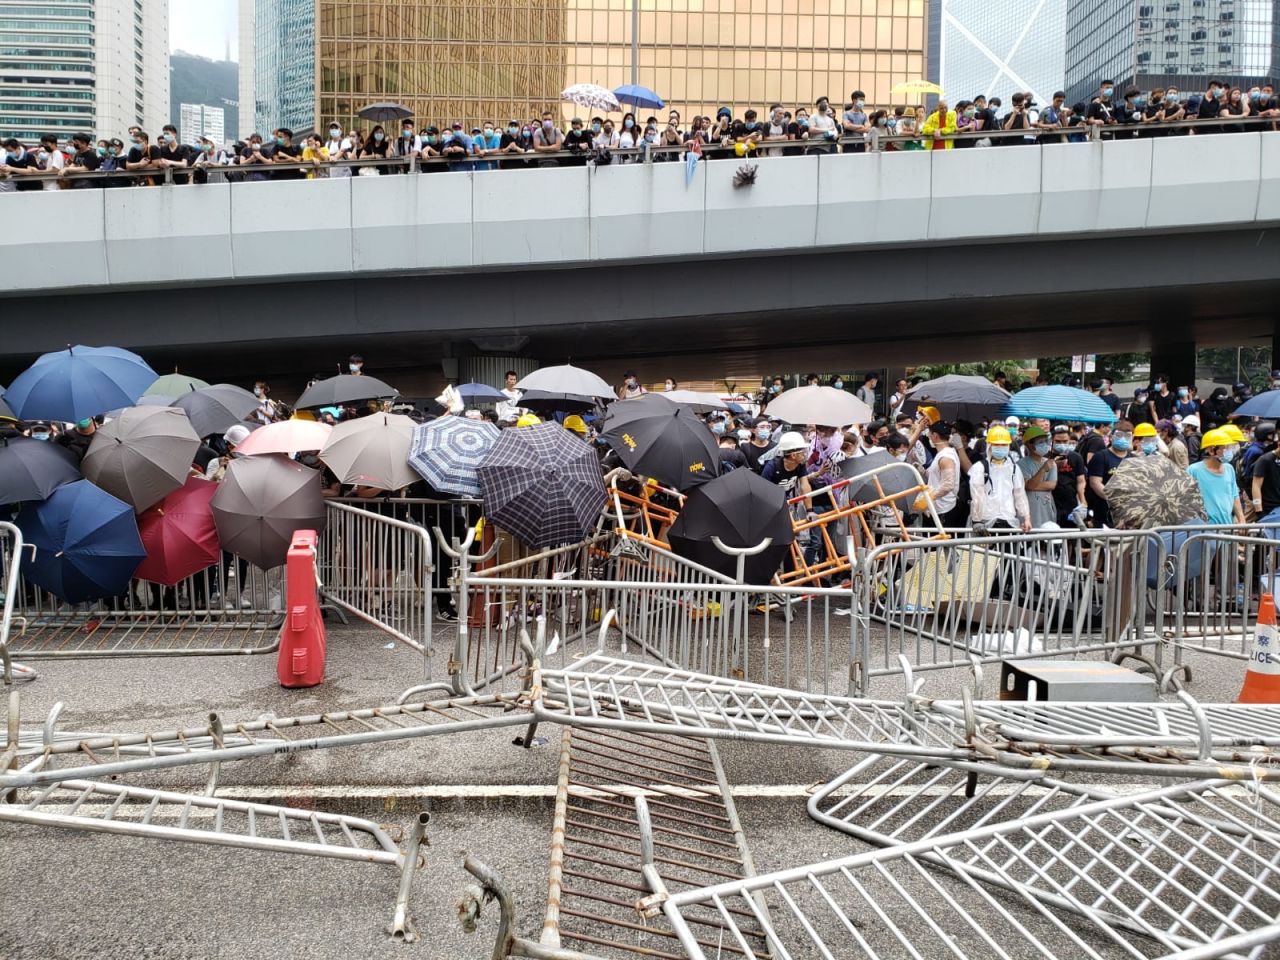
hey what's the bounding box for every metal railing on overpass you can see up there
[4,115,1277,187]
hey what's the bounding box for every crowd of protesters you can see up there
[4,79,1277,191]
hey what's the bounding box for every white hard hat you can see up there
[1004,415,1020,427]
[776,430,807,453]
[223,424,251,447]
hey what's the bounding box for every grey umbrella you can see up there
[839,448,922,505]
[295,374,398,410]
[210,457,326,569]
[81,406,200,512]
[357,102,412,122]
[319,413,418,490]
[171,383,260,439]
[901,375,1011,423]
[0,435,80,505]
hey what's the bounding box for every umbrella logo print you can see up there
[621,433,638,451]
[689,462,705,474]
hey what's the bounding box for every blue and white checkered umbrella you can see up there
[409,416,500,498]
[561,83,621,113]
[478,422,606,549]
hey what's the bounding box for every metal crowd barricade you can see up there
[855,528,1164,693]
[317,501,433,656]
[0,521,33,682]
[0,525,284,660]
[642,779,1280,960]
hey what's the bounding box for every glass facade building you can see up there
[314,0,927,133]
[926,0,1068,106]
[1065,0,1279,106]
[255,0,315,135]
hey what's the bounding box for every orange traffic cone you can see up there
[1239,593,1280,703]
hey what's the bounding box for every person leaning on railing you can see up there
[922,100,956,150]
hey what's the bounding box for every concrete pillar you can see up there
[1149,340,1197,391]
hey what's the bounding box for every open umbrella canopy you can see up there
[295,374,398,410]
[5,345,158,423]
[901,375,1011,422]
[409,416,499,498]
[1002,385,1118,424]
[516,364,614,401]
[81,405,200,512]
[1233,390,1280,419]
[517,390,601,415]
[764,385,873,428]
[235,419,333,457]
[614,83,664,110]
[211,457,326,569]
[1104,454,1205,529]
[319,412,418,490]
[456,381,507,403]
[144,370,210,398]
[358,101,412,121]
[838,449,922,505]
[0,435,79,504]
[667,470,793,584]
[662,390,729,414]
[171,383,260,438]
[892,79,945,96]
[134,477,220,586]
[0,394,15,422]
[561,83,620,112]
[16,480,145,603]
[601,393,720,491]
[478,422,606,548]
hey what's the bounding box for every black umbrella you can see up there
[295,374,398,410]
[172,384,260,438]
[901,375,1011,423]
[0,385,16,422]
[838,449,921,505]
[477,422,606,548]
[601,393,719,491]
[0,436,80,504]
[517,390,601,414]
[667,470,793,584]
[358,102,412,122]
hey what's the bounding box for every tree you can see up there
[1094,353,1146,384]
[1035,356,1073,384]
[911,359,1026,382]
[1197,346,1272,391]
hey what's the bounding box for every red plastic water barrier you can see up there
[277,529,326,688]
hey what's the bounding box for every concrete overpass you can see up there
[2,131,1278,393]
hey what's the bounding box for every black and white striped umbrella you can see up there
[477,422,606,549]
[409,416,499,498]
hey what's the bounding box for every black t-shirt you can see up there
[126,144,162,184]
[1253,452,1280,514]
[1086,448,1129,525]
[1052,450,1086,516]
[1197,93,1222,120]
[1086,100,1115,124]
[761,458,808,494]
[742,440,777,473]
[69,147,101,187]
[1123,400,1153,426]
[1078,432,1107,465]
[784,121,809,155]
[5,149,41,191]
[272,141,304,179]
[1152,391,1176,419]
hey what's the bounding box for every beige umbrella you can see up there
[319,413,418,490]
[81,406,200,512]
[764,385,873,427]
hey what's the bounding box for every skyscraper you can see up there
[239,0,257,138]
[927,0,1068,106]
[242,0,928,136]
[180,103,226,145]
[0,0,169,142]
[1065,0,1279,105]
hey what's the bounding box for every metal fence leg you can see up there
[390,811,431,942]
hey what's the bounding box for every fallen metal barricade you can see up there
[0,777,431,940]
[856,528,1164,693]
[0,529,284,659]
[537,724,766,958]
[317,500,433,656]
[641,778,1280,959]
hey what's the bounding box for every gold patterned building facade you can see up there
[317,0,926,131]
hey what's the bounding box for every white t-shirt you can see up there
[969,458,1024,526]
[326,137,353,176]
[42,147,64,190]
[809,111,837,139]
[926,447,960,514]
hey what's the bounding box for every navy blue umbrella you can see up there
[1232,390,1280,419]
[614,84,665,110]
[5,345,158,424]
[456,381,507,403]
[16,480,145,603]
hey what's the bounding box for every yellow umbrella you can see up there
[891,80,945,97]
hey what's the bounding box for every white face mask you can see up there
[349,363,362,373]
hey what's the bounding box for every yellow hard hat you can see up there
[516,413,542,427]
[918,405,941,425]
[1133,422,1157,438]
[291,409,316,421]
[734,141,754,157]
[985,425,1011,445]
[562,414,587,435]
[1200,427,1231,449]
[1221,423,1245,443]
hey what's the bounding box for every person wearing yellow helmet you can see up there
[1132,421,1161,456]
[1086,418,1134,527]
[968,423,1030,531]
[1017,425,1058,528]
[515,413,542,428]
[562,414,587,436]
[1189,428,1244,525]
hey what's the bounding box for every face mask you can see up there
[963,109,975,118]
[402,128,412,137]
[711,422,725,435]
[505,125,517,135]
[591,123,601,133]
[1215,88,1225,99]
[95,146,106,157]
[769,385,780,394]
[877,117,888,126]
[757,429,771,441]
[604,127,613,135]
[624,119,634,129]
[833,381,843,389]
[1101,87,1113,98]
[542,120,554,130]
[664,382,674,391]
[818,105,828,114]
[745,122,757,131]
[1155,382,1165,390]
[204,143,214,152]
[1251,90,1262,101]
[1222,446,1238,463]
[164,133,175,143]
[253,387,263,397]
[855,99,865,110]
[1111,435,1132,452]
[37,150,48,162]
[1053,443,1074,455]
[330,127,341,137]
[373,132,385,142]
[349,363,361,373]
[989,445,1010,461]
[1140,440,1159,455]
[891,451,907,462]
[1177,389,1188,399]
[798,119,809,127]
[1167,92,1178,102]
[132,138,142,147]
[32,432,49,441]
[1033,441,1051,456]
[426,135,437,144]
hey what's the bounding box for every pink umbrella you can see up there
[134,478,221,586]
[234,419,333,457]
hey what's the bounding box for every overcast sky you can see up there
[171,0,237,61]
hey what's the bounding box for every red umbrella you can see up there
[134,477,221,586]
